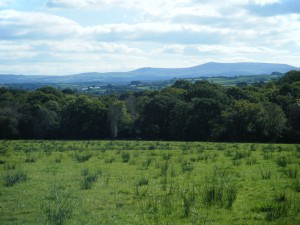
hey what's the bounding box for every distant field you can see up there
[0,74,282,95]
[0,140,299,225]
[187,74,282,86]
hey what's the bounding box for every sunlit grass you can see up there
[0,140,299,225]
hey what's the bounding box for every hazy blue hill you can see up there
[0,62,298,84]
[0,75,59,83]
[130,62,298,77]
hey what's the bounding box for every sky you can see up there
[0,0,299,75]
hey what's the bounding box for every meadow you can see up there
[0,140,299,225]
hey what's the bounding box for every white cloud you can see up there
[46,0,191,9]
[0,40,143,56]
[0,10,233,41]
[154,44,288,56]
[45,41,143,54]
[2,5,299,46]
[0,0,299,74]
[1,38,297,75]
[0,10,81,39]
[84,23,232,36]
[0,0,7,7]
[249,0,281,5]
[46,0,223,21]
[211,0,281,5]
[46,0,281,9]
[45,0,282,20]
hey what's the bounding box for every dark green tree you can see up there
[61,95,107,139]
[222,100,265,142]
[261,103,287,142]
[108,100,132,138]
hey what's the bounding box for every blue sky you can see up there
[0,0,299,75]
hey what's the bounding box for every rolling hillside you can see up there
[0,62,298,84]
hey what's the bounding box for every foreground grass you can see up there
[0,140,299,225]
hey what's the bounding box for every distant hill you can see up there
[0,62,298,84]
[130,62,298,77]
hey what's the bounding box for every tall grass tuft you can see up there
[257,190,290,222]
[4,163,16,170]
[3,169,27,187]
[246,157,258,165]
[160,161,169,177]
[224,184,239,209]
[80,169,99,190]
[265,203,288,221]
[202,167,239,209]
[181,187,196,217]
[261,169,272,180]
[41,184,76,225]
[121,152,130,163]
[25,154,36,163]
[275,156,289,167]
[104,157,115,163]
[202,182,223,206]
[141,158,152,169]
[181,160,194,173]
[292,180,300,192]
[137,177,149,187]
[74,152,92,162]
[284,166,298,179]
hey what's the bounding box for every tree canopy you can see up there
[0,71,299,143]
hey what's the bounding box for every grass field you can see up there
[187,74,281,86]
[0,140,299,225]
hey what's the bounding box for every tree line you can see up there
[0,70,299,143]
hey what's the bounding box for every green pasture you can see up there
[0,140,299,225]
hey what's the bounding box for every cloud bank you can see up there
[0,0,299,74]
